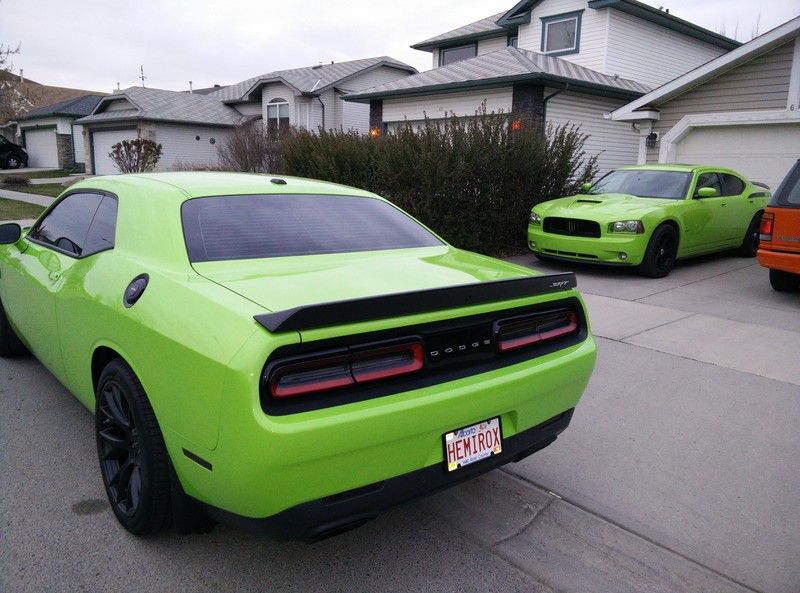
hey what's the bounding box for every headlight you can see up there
[529,212,541,225]
[609,220,644,234]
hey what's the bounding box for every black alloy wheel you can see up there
[96,359,171,535]
[639,225,678,278]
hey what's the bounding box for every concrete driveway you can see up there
[1,252,797,593]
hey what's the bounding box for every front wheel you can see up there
[638,225,678,278]
[769,269,799,292]
[96,359,172,535]
[736,213,762,257]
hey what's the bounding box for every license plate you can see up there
[444,417,502,472]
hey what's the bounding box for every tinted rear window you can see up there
[182,194,442,262]
[770,161,800,209]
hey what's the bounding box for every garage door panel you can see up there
[24,129,59,168]
[92,130,137,175]
[675,124,800,190]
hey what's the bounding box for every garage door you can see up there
[155,125,228,170]
[23,129,59,168]
[675,123,800,191]
[92,129,137,175]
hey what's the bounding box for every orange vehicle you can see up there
[757,160,800,291]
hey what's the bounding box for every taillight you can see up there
[269,341,424,398]
[495,310,578,352]
[760,212,774,241]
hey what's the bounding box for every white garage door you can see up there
[92,129,138,175]
[675,123,800,191]
[155,125,228,171]
[24,129,59,168]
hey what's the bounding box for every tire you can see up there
[638,224,678,278]
[0,300,28,357]
[769,269,800,292]
[5,155,22,169]
[95,358,172,535]
[736,213,762,257]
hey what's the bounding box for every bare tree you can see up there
[218,120,288,173]
[750,12,762,40]
[0,43,22,124]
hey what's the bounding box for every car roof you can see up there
[67,171,376,201]
[615,163,744,175]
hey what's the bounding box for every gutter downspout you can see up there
[542,83,567,124]
[315,95,325,130]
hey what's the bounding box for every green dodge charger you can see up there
[0,173,596,539]
[528,164,769,277]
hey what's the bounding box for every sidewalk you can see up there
[0,187,55,207]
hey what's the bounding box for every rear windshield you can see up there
[770,161,800,209]
[589,170,692,200]
[181,194,442,262]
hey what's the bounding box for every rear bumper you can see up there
[758,247,800,275]
[527,225,648,265]
[201,409,574,541]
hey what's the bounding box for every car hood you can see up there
[192,246,537,313]
[537,193,676,218]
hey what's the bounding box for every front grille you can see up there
[543,217,601,238]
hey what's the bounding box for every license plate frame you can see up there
[443,417,503,472]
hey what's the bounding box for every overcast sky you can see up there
[2,0,799,93]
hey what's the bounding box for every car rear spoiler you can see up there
[253,272,577,333]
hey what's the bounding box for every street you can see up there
[1,253,798,593]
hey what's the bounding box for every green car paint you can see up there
[527,164,769,273]
[0,172,596,537]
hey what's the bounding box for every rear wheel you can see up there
[769,269,800,292]
[736,213,762,257]
[95,359,172,535]
[638,225,678,278]
[0,301,28,357]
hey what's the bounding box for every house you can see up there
[18,94,104,169]
[77,56,416,174]
[0,70,105,143]
[344,0,740,175]
[611,15,800,190]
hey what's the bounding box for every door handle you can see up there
[721,203,727,207]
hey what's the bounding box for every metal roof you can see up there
[209,56,417,103]
[344,47,652,103]
[23,94,105,120]
[76,86,246,127]
[412,13,508,51]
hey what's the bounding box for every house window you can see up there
[541,11,582,56]
[507,35,518,48]
[439,44,477,66]
[267,98,290,134]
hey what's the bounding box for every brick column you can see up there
[369,99,383,138]
[56,133,75,168]
[511,83,545,135]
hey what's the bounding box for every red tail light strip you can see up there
[760,212,774,241]
[496,311,578,353]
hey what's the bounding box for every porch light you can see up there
[511,119,522,132]
[369,127,382,139]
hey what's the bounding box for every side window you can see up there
[695,173,722,196]
[83,196,118,256]
[720,174,745,196]
[28,193,103,256]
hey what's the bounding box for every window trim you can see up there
[26,189,119,260]
[266,97,291,131]
[438,42,478,67]
[540,10,583,57]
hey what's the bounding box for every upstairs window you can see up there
[439,44,477,67]
[267,98,290,135]
[541,11,582,56]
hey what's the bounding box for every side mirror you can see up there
[580,182,592,193]
[0,223,21,244]
[695,187,719,198]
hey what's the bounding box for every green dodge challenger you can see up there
[0,173,596,539]
[528,164,769,277]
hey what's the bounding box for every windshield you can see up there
[589,170,692,200]
[181,194,443,262]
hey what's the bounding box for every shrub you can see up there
[218,121,287,173]
[279,111,597,255]
[109,138,162,173]
[1,175,29,186]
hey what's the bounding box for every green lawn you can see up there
[0,169,72,179]
[2,183,66,197]
[0,197,45,220]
